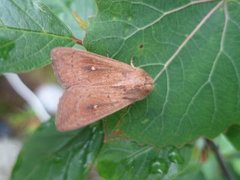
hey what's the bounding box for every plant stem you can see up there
[72,36,83,45]
[206,139,233,180]
[4,73,50,122]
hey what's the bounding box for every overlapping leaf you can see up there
[0,0,74,73]
[11,120,103,180]
[42,0,97,39]
[96,140,196,180]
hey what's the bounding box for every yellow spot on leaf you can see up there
[72,11,89,30]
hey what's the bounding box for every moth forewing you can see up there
[51,47,154,131]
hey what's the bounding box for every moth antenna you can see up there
[130,58,136,68]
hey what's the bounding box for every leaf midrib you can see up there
[0,25,73,40]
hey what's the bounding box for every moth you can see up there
[51,47,154,131]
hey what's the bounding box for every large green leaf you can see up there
[84,0,240,146]
[11,120,104,180]
[0,0,74,73]
[96,140,197,180]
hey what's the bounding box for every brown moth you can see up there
[51,47,154,131]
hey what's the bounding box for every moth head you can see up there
[137,68,154,89]
[124,68,154,101]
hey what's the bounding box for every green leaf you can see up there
[96,140,197,180]
[0,0,74,73]
[226,125,240,150]
[84,0,240,146]
[42,0,97,39]
[11,120,104,180]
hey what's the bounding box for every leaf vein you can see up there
[0,26,72,40]
[11,0,45,32]
[154,1,224,82]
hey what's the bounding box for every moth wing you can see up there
[51,47,135,88]
[56,86,132,131]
